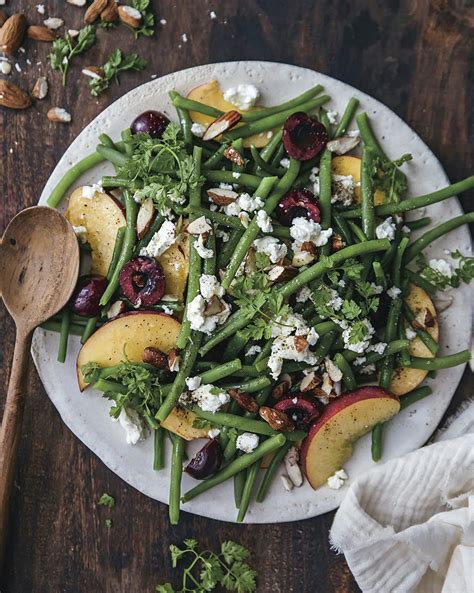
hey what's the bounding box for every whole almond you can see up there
[101,0,119,22]
[27,25,57,42]
[118,5,143,28]
[0,79,31,109]
[32,76,48,100]
[0,9,7,27]
[84,0,108,24]
[142,347,168,369]
[82,66,104,79]
[0,13,27,55]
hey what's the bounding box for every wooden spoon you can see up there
[0,206,79,562]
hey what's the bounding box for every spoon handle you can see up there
[0,329,32,563]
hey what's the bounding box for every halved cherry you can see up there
[119,256,165,307]
[276,188,321,226]
[70,275,107,317]
[130,110,170,138]
[274,394,320,430]
[283,112,328,161]
[185,439,223,480]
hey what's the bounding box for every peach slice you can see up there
[157,242,189,302]
[301,387,400,489]
[66,186,126,277]
[332,155,385,205]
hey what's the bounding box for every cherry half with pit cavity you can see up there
[130,110,170,138]
[185,438,223,480]
[274,394,320,430]
[283,112,328,161]
[119,256,165,307]
[276,188,321,227]
[70,274,107,317]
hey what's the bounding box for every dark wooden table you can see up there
[1,1,473,591]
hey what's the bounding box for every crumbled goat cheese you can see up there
[191,122,206,137]
[185,376,202,391]
[387,286,401,299]
[270,311,310,338]
[187,295,230,334]
[140,219,176,258]
[375,217,397,241]
[208,428,220,438]
[346,129,360,137]
[199,274,224,299]
[81,184,103,199]
[354,356,366,366]
[342,319,375,353]
[193,384,229,413]
[296,286,311,303]
[209,10,217,19]
[253,236,287,263]
[268,331,319,379]
[290,217,333,249]
[223,201,241,217]
[428,258,453,278]
[236,432,259,453]
[326,110,338,125]
[331,174,356,206]
[309,166,319,182]
[256,209,273,233]
[117,408,147,445]
[246,345,262,357]
[359,363,376,375]
[367,342,387,355]
[215,228,230,242]
[327,468,348,489]
[280,158,291,169]
[194,234,214,259]
[402,225,411,234]
[219,182,234,190]
[223,84,260,111]
[162,305,174,316]
[232,171,241,179]
[370,283,384,294]
[237,193,264,213]
[338,279,346,288]
[328,288,343,311]
[406,326,417,340]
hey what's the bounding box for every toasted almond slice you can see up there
[300,371,322,392]
[203,111,241,141]
[284,446,303,487]
[44,17,64,29]
[223,146,245,166]
[294,336,308,353]
[203,295,226,316]
[47,107,71,123]
[0,13,27,55]
[167,348,181,372]
[267,265,298,284]
[331,233,344,252]
[300,241,317,255]
[412,307,436,330]
[27,25,57,41]
[271,374,292,400]
[292,251,315,267]
[84,0,108,23]
[118,5,142,27]
[31,76,48,100]
[206,187,238,206]
[82,66,104,79]
[136,197,155,239]
[187,216,212,235]
[326,136,360,155]
[0,79,31,109]
[68,29,80,38]
[107,300,126,319]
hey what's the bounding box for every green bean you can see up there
[199,359,242,384]
[404,212,474,263]
[345,339,410,364]
[332,215,353,246]
[47,151,105,208]
[254,339,273,363]
[271,224,291,239]
[231,365,262,378]
[219,376,272,393]
[334,354,357,390]
[101,177,130,189]
[96,144,129,168]
[202,143,229,170]
[251,145,284,176]
[223,331,248,361]
[405,217,431,230]
[243,84,325,122]
[380,232,401,269]
[98,133,116,148]
[319,107,332,134]
[169,91,192,145]
[256,441,291,502]
[169,434,185,525]
[57,309,71,363]
[41,320,84,336]
[341,176,474,219]
[319,149,333,254]
[224,95,330,141]
[121,128,133,156]
[234,466,246,508]
[394,236,410,286]
[221,176,278,289]
[153,427,166,471]
[177,147,204,349]
[402,304,439,355]
[170,92,223,118]
[237,462,260,522]
[80,316,98,344]
[135,215,165,255]
[182,434,286,502]
[403,270,437,296]
[360,146,376,240]
[270,144,286,169]
[372,261,387,289]
[371,424,383,463]
[399,386,433,410]
[406,350,471,370]
[99,191,138,306]
[334,97,359,137]
[347,220,367,243]
[217,228,244,268]
[356,112,386,159]
[187,206,242,229]
[93,378,127,394]
[313,330,339,363]
[199,309,257,357]
[107,227,126,280]
[192,408,306,441]
[259,129,283,162]
[203,170,261,189]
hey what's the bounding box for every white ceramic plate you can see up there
[33,61,472,523]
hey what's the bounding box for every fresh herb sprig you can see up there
[89,49,147,97]
[371,152,413,203]
[156,539,257,593]
[98,493,115,508]
[128,0,155,38]
[49,25,97,85]
[417,250,474,290]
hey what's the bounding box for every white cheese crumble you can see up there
[187,278,230,335]
[208,428,220,438]
[406,326,417,340]
[367,342,387,355]
[370,283,384,294]
[327,468,348,489]
[428,258,453,278]
[253,236,287,263]
[185,376,201,391]
[223,84,260,111]
[193,234,214,259]
[246,345,262,357]
[326,110,338,125]
[387,286,401,299]
[268,319,319,379]
[236,432,259,453]
[191,122,206,137]
[290,217,333,249]
[117,408,147,445]
[296,286,311,303]
[232,171,241,179]
[72,225,87,242]
[237,193,263,213]
[342,319,375,354]
[256,209,273,233]
[162,305,174,316]
[140,219,176,258]
[81,184,104,199]
[359,363,376,375]
[331,174,356,206]
[192,384,230,413]
[215,228,230,242]
[200,274,224,299]
[223,201,241,217]
[375,217,397,241]
[280,157,291,169]
[346,129,360,137]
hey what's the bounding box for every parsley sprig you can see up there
[417,250,474,290]
[156,539,257,593]
[128,0,155,38]
[49,25,97,85]
[89,49,147,97]
[371,152,413,203]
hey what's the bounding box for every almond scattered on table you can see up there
[0,79,31,109]
[47,107,72,123]
[100,0,119,22]
[82,66,104,79]
[84,0,108,24]
[0,9,7,27]
[0,13,27,55]
[0,60,11,75]
[43,17,64,30]
[27,25,57,42]
[32,76,48,100]
[118,5,143,28]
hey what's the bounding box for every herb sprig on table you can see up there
[49,25,97,85]
[156,539,257,593]
[128,0,155,38]
[89,49,147,97]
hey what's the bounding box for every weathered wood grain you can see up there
[0,0,472,591]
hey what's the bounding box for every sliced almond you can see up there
[281,474,294,491]
[101,0,119,22]
[68,29,80,38]
[27,25,57,42]
[300,241,317,255]
[0,13,27,55]
[206,187,238,206]
[412,307,436,330]
[136,197,155,239]
[31,76,48,100]
[82,66,104,79]
[203,295,225,316]
[259,406,295,432]
[0,79,31,109]
[43,17,64,30]
[228,389,259,413]
[118,5,142,28]
[84,0,108,24]
[142,347,168,369]
[292,251,315,267]
[271,374,292,400]
[47,107,72,123]
[167,348,181,372]
[0,9,8,27]
[0,61,12,75]
[107,300,126,319]
[223,145,245,166]
[300,371,322,392]
[187,216,212,235]
[67,0,87,5]
[267,265,298,284]
[331,233,344,252]
[294,336,308,353]
[203,111,241,141]
[326,136,360,155]
[284,446,303,487]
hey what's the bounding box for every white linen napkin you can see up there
[330,400,474,593]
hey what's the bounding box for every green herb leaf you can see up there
[98,493,115,508]
[89,48,147,97]
[130,0,155,38]
[49,25,96,85]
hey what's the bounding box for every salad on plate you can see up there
[43,78,474,524]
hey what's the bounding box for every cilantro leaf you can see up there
[49,25,96,85]
[89,49,147,97]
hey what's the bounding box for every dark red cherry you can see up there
[70,275,107,317]
[276,188,321,226]
[283,112,328,161]
[185,439,223,480]
[119,256,165,307]
[274,394,320,430]
[131,110,170,138]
